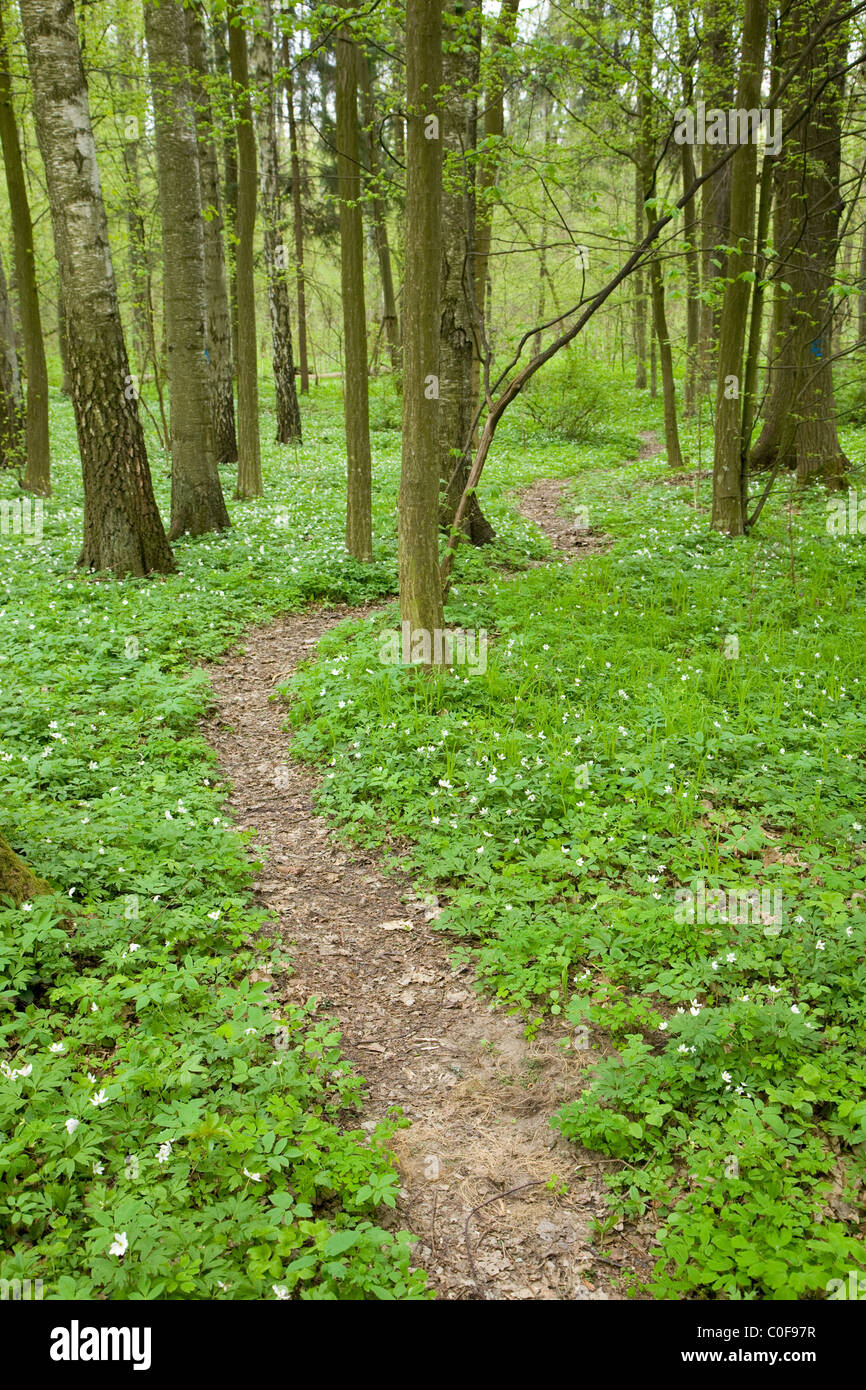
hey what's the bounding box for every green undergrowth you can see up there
[0,380,436,1300]
[4,370,865,1300]
[282,396,866,1299]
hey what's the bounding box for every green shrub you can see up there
[522,350,606,440]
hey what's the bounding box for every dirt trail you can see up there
[516,429,659,555]
[518,479,610,557]
[203,487,652,1300]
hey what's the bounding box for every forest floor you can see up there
[203,473,659,1300]
[5,380,865,1300]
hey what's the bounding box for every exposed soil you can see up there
[513,429,662,555]
[517,479,611,557]
[636,428,660,460]
[202,490,655,1301]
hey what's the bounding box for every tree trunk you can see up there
[400,0,444,643]
[471,0,520,416]
[216,24,240,397]
[252,0,302,444]
[282,31,310,394]
[144,0,230,540]
[0,830,50,904]
[633,159,647,388]
[647,256,682,468]
[20,0,174,577]
[0,4,49,495]
[57,284,72,394]
[711,0,768,534]
[185,2,238,463]
[359,53,400,375]
[115,48,170,453]
[438,0,494,545]
[227,3,262,498]
[699,0,734,390]
[749,0,849,487]
[336,21,372,560]
[0,244,23,468]
[676,3,700,416]
[115,24,152,378]
[638,3,682,469]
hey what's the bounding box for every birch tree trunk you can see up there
[19,0,174,577]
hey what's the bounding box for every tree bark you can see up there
[699,0,735,389]
[749,0,850,487]
[471,0,520,416]
[20,0,174,577]
[115,49,170,452]
[633,159,647,388]
[676,2,701,416]
[114,23,152,378]
[400,0,444,642]
[711,0,768,534]
[215,25,240,378]
[227,3,263,498]
[252,0,302,444]
[0,4,49,495]
[144,0,230,539]
[639,2,682,469]
[281,29,310,394]
[336,20,372,560]
[438,0,495,545]
[359,53,400,375]
[0,243,23,468]
[185,2,238,463]
[57,284,72,394]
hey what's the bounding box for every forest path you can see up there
[200,480,655,1300]
[515,428,658,555]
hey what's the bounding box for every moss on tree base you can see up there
[0,832,51,905]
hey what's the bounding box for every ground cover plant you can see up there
[3,0,866,1317]
[282,388,866,1300]
[0,387,429,1300]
